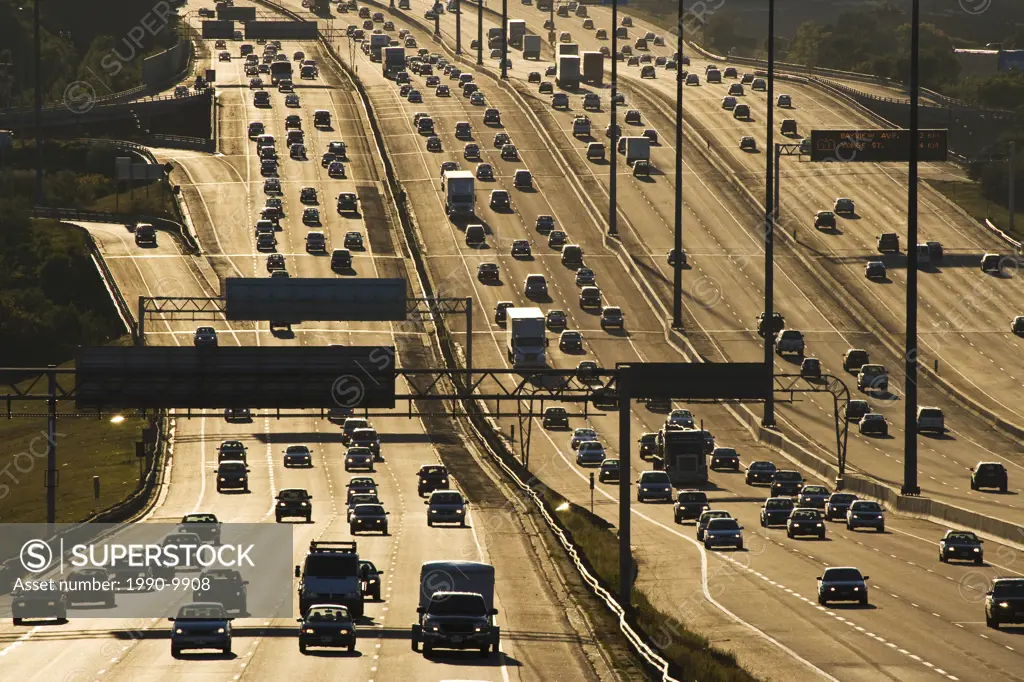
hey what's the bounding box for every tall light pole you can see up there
[456,0,461,54]
[477,0,483,65]
[501,0,507,79]
[34,0,43,206]
[761,0,775,427]
[672,0,683,328]
[608,0,617,237]
[902,0,921,496]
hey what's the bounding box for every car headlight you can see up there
[219,477,226,482]
[641,487,648,491]
[278,501,286,506]
[301,502,308,506]
[420,478,427,484]
[47,601,55,606]
[303,628,315,634]
[357,519,364,523]
[816,523,823,527]
[475,626,484,632]
[829,587,835,592]
[999,602,1010,608]
[217,628,225,634]
[175,628,184,634]
[340,628,350,635]
[457,509,464,514]
[974,547,981,552]
[429,625,440,632]
[853,587,860,591]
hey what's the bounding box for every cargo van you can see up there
[465,224,486,246]
[781,119,797,135]
[586,142,604,160]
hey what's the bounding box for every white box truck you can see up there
[411,561,500,656]
[383,46,406,77]
[557,55,581,88]
[442,170,475,218]
[506,307,547,366]
[507,19,527,47]
[523,34,541,59]
[369,33,390,62]
[622,136,650,165]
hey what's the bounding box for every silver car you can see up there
[426,489,467,526]
[569,428,597,450]
[576,441,606,466]
[703,517,743,550]
[916,406,945,433]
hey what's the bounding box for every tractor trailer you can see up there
[506,307,547,366]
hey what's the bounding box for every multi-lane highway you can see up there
[6,0,1024,680]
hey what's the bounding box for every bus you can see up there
[654,428,712,487]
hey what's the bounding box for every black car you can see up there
[559,331,583,352]
[418,464,449,496]
[637,432,658,459]
[178,513,222,544]
[275,488,313,522]
[673,491,709,523]
[350,503,389,535]
[359,560,384,600]
[756,311,785,337]
[843,348,870,372]
[759,497,794,527]
[939,530,984,564]
[986,578,1024,629]
[543,407,569,428]
[298,604,356,653]
[745,460,776,485]
[787,508,826,539]
[770,470,804,497]
[193,569,248,614]
[823,493,857,521]
[971,462,1008,492]
[796,485,830,510]
[709,448,739,471]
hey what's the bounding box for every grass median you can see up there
[536,486,760,682]
[930,179,1024,244]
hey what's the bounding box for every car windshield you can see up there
[640,434,656,444]
[642,472,670,484]
[823,568,863,582]
[830,494,856,503]
[431,492,462,504]
[851,502,882,512]
[574,429,595,439]
[286,446,309,453]
[791,510,819,520]
[709,519,739,530]
[979,464,1004,473]
[427,593,487,616]
[803,487,828,495]
[355,504,385,516]
[602,460,620,468]
[350,478,374,487]
[992,581,1024,598]
[715,449,736,456]
[307,606,350,621]
[920,409,942,418]
[422,466,447,476]
[279,489,308,500]
[178,604,226,619]
[678,492,707,503]
[202,569,239,581]
[774,471,801,481]
[750,462,775,470]
[947,532,978,543]
[766,499,793,510]
[350,494,377,505]
[220,462,246,472]
[182,514,216,523]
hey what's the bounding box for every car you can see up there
[343,231,364,249]
[971,461,1008,492]
[464,143,481,159]
[426,75,440,87]
[275,488,313,522]
[358,560,383,601]
[411,465,450,499]
[501,143,518,160]
[673,490,709,522]
[845,399,871,422]
[926,240,944,260]
[787,508,826,539]
[217,441,247,463]
[834,197,855,214]
[686,73,699,86]
[857,364,888,392]
[525,273,548,298]
[574,267,596,287]
[624,110,641,125]
[559,330,583,352]
[576,360,600,380]
[193,326,218,347]
[797,485,830,509]
[842,348,869,372]
[985,578,1024,629]
[279,79,294,92]
[494,301,514,324]
[637,470,672,502]
[795,357,822,380]
[739,136,757,151]
[824,493,857,521]
[578,285,600,308]
[426,136,442,151]
[696,510,732,541]
[408,89,422,103]
[916,406,945,433]
[642,128,658,144]
[542,407,569,429]
[350,503,389,535]
[757,311,785,337]
[510,239,531,258]
[877,232,900,252]
[775,329,805,356]
[290,143,307,159]
[470,91,486,105]
[347,493,381,521]
[814,210,836,229]
[223,407,252,423]
[846,499,885,532]
[817,567,869,606]
[569,427,597,450]
[219,51,231,62]
[576,441,606,466]
[513,169,532,188]
[283,445,313,467]
[297,604,356,653]
[490,189,511,210]
[1013,316,1024,334]
[425,489,467,527]
[600,307,624,329]
[539,81,553,94]
[703,517,743,550]
[253,90,271,107]
[344,446,375,471]
[745,460,776,485]
[667,409,695,429]
[939,530,984,564]
[63,568,115,607]
[667,249,687,267]
[170,603,233,657]
[778,94,792,107]
[440,160,460,175]
[302,208,320,225]
[859,413,888,436]
[331,248,352,270]
[285,93,300,107]
[477,262,499,282]
[759,497,795,527]
[710,447,740,471]
[771,470,804,497]
[751,77,767,91]
[472,162,494,181]
[346,476,378,500]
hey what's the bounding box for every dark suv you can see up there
[986,578,1024,629]
[673,491,709,523]
[771,470,804,497]
[971,462,1008,492]
[756,312,784,337]
[417,464,450,496]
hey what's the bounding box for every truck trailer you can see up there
[507,19,527,47]
[442,170,475,218]
[582,51,604,85]
[557,55,581,89]
[383,46,406,77]
[506,307,547,366]
[369,33,390,62]
[523,34,541,60]
[620,136,651,165]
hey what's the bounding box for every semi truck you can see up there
[369,33,390,61]
[654,429,712,486]
[270,61,293,84]
[411,561,500,656]
[507,19,527,47]
[506,307,547,366]
[557,54,581,88]
[523,34,541,60]
[295,540,364,617]
[442,170,475,218]
[383,46,406,77]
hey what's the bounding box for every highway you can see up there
[390,0,1024,526]
[306,2,1024,679]
[5,1,1024,681]
[0,7,608,681]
